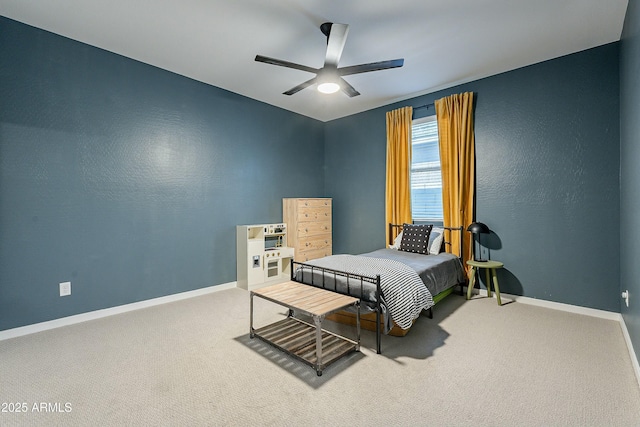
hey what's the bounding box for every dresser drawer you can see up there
[298,206,331,222]
[297,247,332,262]
[300,236,332,251]
[297,221,331,238]
[296,199,331,209]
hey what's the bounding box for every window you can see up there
[411,115,443,222]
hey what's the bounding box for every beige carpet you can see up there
[1,287,639,426]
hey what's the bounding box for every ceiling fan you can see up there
[255,22,404,97]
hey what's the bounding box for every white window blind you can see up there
[411,115,443,222]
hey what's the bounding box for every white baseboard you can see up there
[0,281,237,341]
[620,315,640,389]
[473,288,640,387]
[474,289,621,320]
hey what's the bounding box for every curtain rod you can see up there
[413,103,434,111]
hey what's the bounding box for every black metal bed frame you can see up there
[291,224,465,354]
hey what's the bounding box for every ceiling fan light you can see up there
[317,81,340,94]
[316,67,340,94]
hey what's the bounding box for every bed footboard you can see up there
[291,261,384,354]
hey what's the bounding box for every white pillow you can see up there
[429,228,445,255]
[389,231,403,249]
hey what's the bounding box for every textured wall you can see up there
[0,17,324,330]
[0,14,624,332]
[621,0,640,367]
[326,43,620,311]
[324,110,387,254]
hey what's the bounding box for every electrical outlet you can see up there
[59,281,71,297]
[622,290,629,308]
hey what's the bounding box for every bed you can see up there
[291,223,466,353]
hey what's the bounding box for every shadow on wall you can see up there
[478,231,524,296]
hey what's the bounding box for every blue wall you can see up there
[0,14,627,332]
[621,0,640,368]
[0,17,325,330]
[326,43,620,312]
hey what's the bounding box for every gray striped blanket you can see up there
[299,254,434,330]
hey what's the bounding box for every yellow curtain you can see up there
[385,106,413,233]
[435,92,475,270]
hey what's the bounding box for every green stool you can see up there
[466,260,504,306]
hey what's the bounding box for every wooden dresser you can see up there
[283,198,332,262]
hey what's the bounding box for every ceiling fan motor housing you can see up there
[320,22,333,39]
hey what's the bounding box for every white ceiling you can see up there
[0,0,629,122]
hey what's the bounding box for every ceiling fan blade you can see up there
[324,23,349,67]
[283,77,317,95]
[255,55,318,74]
[339,77,360,97]
[338,59,404,76]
